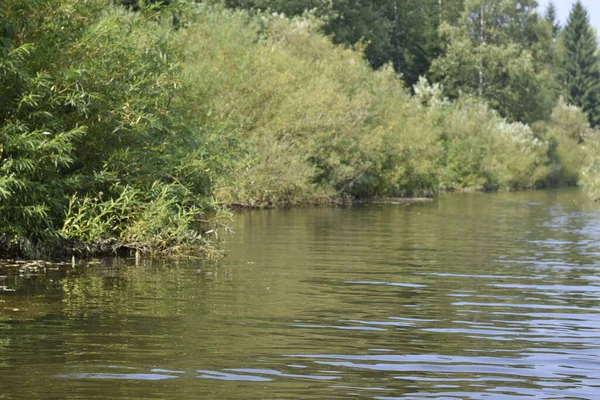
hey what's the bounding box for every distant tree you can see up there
[544,1,560,38]
[309,0,447,87]
[386,0,444,86]
[217,0,450,88]
[430,0,555,123]
[438,0,465,26]
[532,3,562,103]
[561,1,600,126]
[321,0,394,72]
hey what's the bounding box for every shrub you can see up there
[0,0,224,257]
[580,136,600,201]
[543,98,593,185]
[418,85,549,191]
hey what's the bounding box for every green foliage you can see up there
[418,86,549,191]
[542,99,600,199]
[3,0,598,258]
[218,0,570,127]
[175,8,443,202]
[580,136,600,201]
[545,2,561,39]
[561,1,600,127]
[430,0,557,124]
[61,182,221,254]
[542,98,593,185]
[0,0,224,257]
[215,0,450,88]
[176,8,551,203]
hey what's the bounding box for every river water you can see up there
[2,189,600,399]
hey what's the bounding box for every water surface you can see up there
[2,189,600,399]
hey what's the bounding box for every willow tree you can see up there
[0,0,221,257]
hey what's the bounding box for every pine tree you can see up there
[562,1,600,126]
[545,1,560,39]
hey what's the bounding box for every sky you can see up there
[537,0,600,34]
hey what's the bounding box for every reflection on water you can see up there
[2,189,600,399]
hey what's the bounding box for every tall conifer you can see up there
[544,2,560,38]
[562,1,600,126]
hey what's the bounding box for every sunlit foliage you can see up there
[0,0,223,257]
[2,0,599,259]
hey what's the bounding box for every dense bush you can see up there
[176,8,550,204]
[542,100,600,200]
[420,90,550,191]
[0,0,224,257]
[543,99,594,185]
[580,140,600,201]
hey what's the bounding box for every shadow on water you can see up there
[2,188,600,399]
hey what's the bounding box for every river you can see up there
[2,188,600,399]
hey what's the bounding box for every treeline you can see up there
[218,0,600,127]
[0,0,599,258]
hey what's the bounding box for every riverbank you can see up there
[1,1,598,259]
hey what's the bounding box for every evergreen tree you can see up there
[533,3,562,103]
[562,1,600,126]
[544,1,560,39]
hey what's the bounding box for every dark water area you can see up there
[2,188,600,399]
